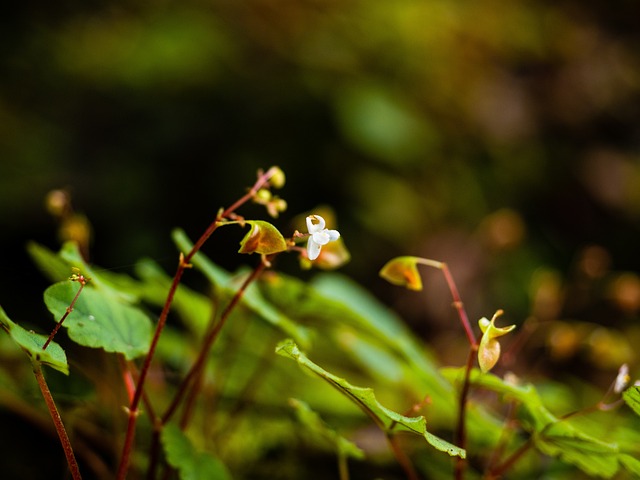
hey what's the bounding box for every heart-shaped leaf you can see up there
[44,281,152,360]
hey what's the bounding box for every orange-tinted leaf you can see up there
[379,256,423,291]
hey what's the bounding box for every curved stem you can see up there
[455,347,478,480]
[163,261,268,424]
[386,433,420,480]
[485,439,533,479]
[116,169,277,480]
[337,451,349,480]
[33,362,82,480]
[43,280,86,350]
[414,258,477,479]
[145,261,268,479]
[418,260,476,348]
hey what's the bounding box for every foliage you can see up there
[0,306,68,375]
[0,167,639,480]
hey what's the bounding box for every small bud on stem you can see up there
[43,269,89,350]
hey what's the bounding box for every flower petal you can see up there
[615,364,630,394]
[327,229,340,241]
[312,231,331,246]
[306,215,326,234]
[307,239,322,260]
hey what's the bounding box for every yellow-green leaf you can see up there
[623,386,640,417]
[0,306,69,375]
[238,220,287,255]
[276,339,465,458]
[289,398,365,460]
[379,256,423,291]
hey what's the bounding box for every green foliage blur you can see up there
[2,0,640,478]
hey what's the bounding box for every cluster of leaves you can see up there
[1,173,639,479]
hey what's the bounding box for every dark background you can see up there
[2,0,640,381]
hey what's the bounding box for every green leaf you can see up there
[0,306,68,375]
[276,339,465,458]
[441,367,555,430]
[237,220,287,255]
[43,281,152,359]
[260,271,466,428]
[620,453,640,476]
[309,273,455,399]
[261,272,506,448]
[623,385,640,417]
[534,424,619,478]
[379,256,423,291]
[29,241,143,303]
[161,423,232,480]
[58,241,139,303]
[441,367,623,477]
[173,228,312,347]
[27,241,73,283]
[289,398,365,460]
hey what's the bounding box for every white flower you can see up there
[306,215,340,261]
[614,363,630,394]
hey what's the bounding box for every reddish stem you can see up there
[116,169,276,480]
[415,258,477,479]
[454,347,478,480]
[43,278,86,350]
[163,261,267,424]
[33,362,82,480]
[486,439,533,478]
[386,433,420,480]
[439,263,477,348]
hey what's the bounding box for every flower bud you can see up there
[256,188,272,202]
[477,310,515,373]
[46,189,70,217]
[267,166,286,189]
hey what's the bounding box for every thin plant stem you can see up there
[484,402,517,473]
[484,375,627,479]
[178,363,204,430]
[386,433,420,480]
[43,275,87,350]
[337,452,349,480]
[163,261,267,425]
[116,169,278,480]
[414,258,478,479]
[212,338,276,439]
[146,261,267,479]
[416,259,477,348]
[33,362,82,480]
[455,347,478,480]
[488,389,625,480]
[485,438,533,479]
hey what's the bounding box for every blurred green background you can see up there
[2,0,640,386]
